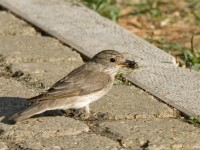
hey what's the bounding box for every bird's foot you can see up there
[62,109,81,117]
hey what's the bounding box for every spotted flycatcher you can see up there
[11,50,136,122]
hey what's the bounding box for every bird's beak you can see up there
[117,61,129,67]
[118,59,138,69]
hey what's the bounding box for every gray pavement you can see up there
[91,85,176,119]
[0,11,38,36]
[0,36,83,88]
[100,119,200,149]
[19,134,121,150]
[1,0,199,117]
[0,117,89,141]
[0,10,199,150]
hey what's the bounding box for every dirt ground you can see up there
[117,0,200,68]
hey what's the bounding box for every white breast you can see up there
[70,89,109,109]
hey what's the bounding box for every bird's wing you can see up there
[28,64,112,102]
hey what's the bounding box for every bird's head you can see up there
[92,50,129,69]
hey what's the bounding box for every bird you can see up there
[10,50,135,122]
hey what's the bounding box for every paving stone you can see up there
[19,133,121,150]
[0,11,38,36]
[0,77,37,98]
[11,61,83,88]
[0,36,83,88]
[100,119,200,149]
[91,85,176,119]
[0,36,82,64]
[0,116,89,141]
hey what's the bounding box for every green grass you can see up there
[146,38,185,52]
[183,35,200,70]
[120,0,165,18]
[187,0,200,24]
[188,116,200,125]
[115,69,133,85]
[81,0,120,21]
[183,50,200,70]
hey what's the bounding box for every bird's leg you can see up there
[85,105,91,118]
[85,105,99,120]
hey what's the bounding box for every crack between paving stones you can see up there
[61,110,126,149]
[84,120,126,150]
[0,54,46,92]
[86,120,151,150]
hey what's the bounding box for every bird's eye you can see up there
[110,58,116,62]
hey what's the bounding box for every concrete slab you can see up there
[0,36,82,64]
[91,85,176,119]
[100,119,200,149]
[0,116,89,141]
[19,134,121,150]
[126,66,200,116]
[0,11,38,36]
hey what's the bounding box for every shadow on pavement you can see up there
[0,97,68,124]
[0,97,29,124]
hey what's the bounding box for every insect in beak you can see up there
[126,59,139,69]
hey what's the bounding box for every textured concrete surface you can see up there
[0,117,89,141]
[126,63,200,116]
[0,77,37,98]
[0,36,83,88]
[1,0,200,117]
[0,7,199,150]
[100,119,200,149]
[11,62,83,88]
[0,141,8,150]
[0,11,38,36]
[18,134,121,150]
[0,36,82,64]
[91,85,176,119]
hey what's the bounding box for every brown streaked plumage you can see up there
[10,50,133,122]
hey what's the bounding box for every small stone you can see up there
[0,142,8,150]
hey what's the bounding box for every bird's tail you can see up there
[10,103,47,122]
